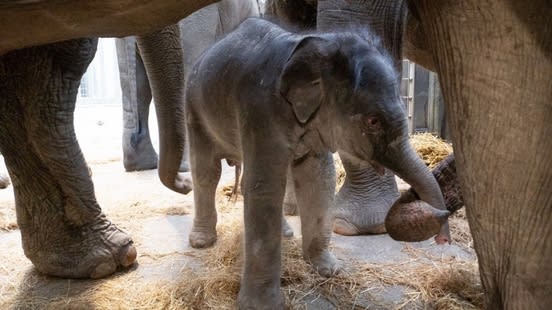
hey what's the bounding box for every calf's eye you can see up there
[366,117,379,126]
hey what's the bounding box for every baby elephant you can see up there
[185,18,446,309]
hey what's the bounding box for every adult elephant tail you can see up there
[137,25,192,195]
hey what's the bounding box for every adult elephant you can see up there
[0,1,219,279]
[269,0,552,308]
[116,0,259,172]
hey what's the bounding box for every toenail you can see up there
[122,246,137,267]
[91,262,116,279]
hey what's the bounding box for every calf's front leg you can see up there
[238,148,290,310]
[188,125,221,249]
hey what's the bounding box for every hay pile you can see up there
[163,214,481,309]
[97,214,483,309]
[334,155,346,190]
[410,133,453,169]
[1,199,482,310]
[165,210,482,309]
[448,209,474,252]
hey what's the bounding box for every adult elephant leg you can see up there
[333,154,400,235]
[116,37,158,172]
[117,37,189,172]
[0,39,136,279]
[415,0,552,308]
[136,25,191,195]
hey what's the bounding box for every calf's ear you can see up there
[279,37,339,124]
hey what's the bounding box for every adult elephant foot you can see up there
[27,215,136,279]
[122,134,190,172]
[238,284,284,310]
[189,227,217,249]
[0,38,137,279]
[333,157,400,235]
[282,156,400,235]
[123,128,159,172]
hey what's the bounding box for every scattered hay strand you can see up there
[222,155,347,199]
[448,209,474,253]
[0,203,17,231]
[159,208,481,309]
[410,133,453,169]
[107,202,191,222]
[334,155,346,190]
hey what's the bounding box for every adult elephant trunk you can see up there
[378,138,451,244]
[136,25,192,195]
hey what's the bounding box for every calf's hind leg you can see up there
[292,152,340,277]
[188,127,221,248]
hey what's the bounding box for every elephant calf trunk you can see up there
[385,153,461,242]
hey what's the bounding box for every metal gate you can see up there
[400,60,448,139]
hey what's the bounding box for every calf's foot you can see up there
[306,250,340,277]
[123,129,159,171]
[238,283,284,310]
[189,225,217,248]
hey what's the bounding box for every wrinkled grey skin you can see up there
[0,0,219,279]
[269,0,552,308]
[185,18,446,309]
[404,153,463,215]
[116,0,259,172]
